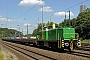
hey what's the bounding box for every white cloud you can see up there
[39,6,53,12]
[54,11,74,17]
[8,27,17,30]
[18,0,45,6]
[24,23,31,26]
[0,15,15,22]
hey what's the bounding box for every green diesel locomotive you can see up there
[37,24,81,51]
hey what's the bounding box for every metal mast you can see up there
[42,4,43,39]
[42,5,43,31]
[69,10,70,26]
[65,12,66,20]
[27,24,28,38]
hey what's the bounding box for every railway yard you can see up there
[0,0,90,60]
[0,40,90,60]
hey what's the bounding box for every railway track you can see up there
[67,43,90,58]
[1,41,90,60]
[66,49,90,59]
[2,41,57,60]
[78,43,90,51]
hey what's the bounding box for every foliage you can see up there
[81,39,90,44]
[46,21,54,26]
[32,29,38,36]
[59,8,90,39]
[0,50,4,60]
[59,19,70,27]
[0,28,22,39]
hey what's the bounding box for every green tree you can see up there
[74,8,90,39]
[0,28,22,38]
[59,8,90,39]
[46,21,54,26]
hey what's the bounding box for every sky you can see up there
[0,0,90,34]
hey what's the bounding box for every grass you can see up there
[0,50,4,60]
[0,38,2,40]
[81,39,90,44]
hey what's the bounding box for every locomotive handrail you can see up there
[63,33,76,34]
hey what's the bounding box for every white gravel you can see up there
[2,50,18,60]
[0,43,19,60]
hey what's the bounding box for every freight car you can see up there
[36,24,81,51]
[2,37,36,45]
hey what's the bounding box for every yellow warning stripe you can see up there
[70,40,73,50]
[62,41,64,47]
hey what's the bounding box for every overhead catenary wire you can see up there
[16,2,41,20]
[16,0,58,21]
[14,0,89,29]
[64,0,89,11]
[5,0,89,29]
[15,0,89,22]
[15,0,58,22]
[43,0,89,20]
[9,0,61,25]
[10,1,41,26]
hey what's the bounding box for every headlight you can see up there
[62,40,64,41]
[65,43,69,46]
